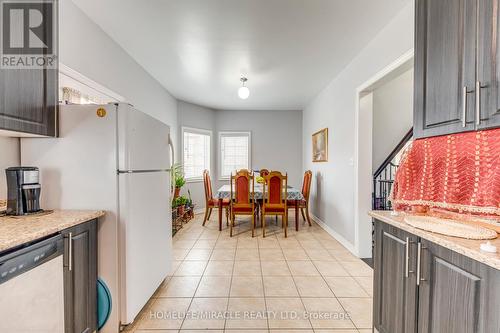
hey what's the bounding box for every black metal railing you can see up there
[372,127,413,210]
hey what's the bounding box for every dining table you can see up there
[215,184,305,232]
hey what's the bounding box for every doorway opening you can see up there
[354,49,414,260]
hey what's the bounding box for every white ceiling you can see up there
[71,0,410,110]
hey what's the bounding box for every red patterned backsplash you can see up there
[390,128,500,220]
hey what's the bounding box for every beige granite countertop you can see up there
[369,210,500,270]
[0,210,105,252]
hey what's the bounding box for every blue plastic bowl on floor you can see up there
[97,278,112,329]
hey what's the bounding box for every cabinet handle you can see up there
[462,86,467,127]
[405,237,410,278]
[68,232,73,271]
[416,242,421,285]
[476,81,482,125]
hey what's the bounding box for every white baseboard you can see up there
[310,214,358,257]
[194,208,205,215]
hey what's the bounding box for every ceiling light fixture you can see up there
[238,77,250,99]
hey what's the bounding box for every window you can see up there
[219,131,251,179]
[182,127,211,181]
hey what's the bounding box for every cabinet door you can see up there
[417,239,500,333]
[414,0,477,138]
[0,67,58,136]
[373,221,418,333]
[477,0,500,130]
[64,220,97,333]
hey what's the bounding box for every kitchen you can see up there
[0,0,499,333]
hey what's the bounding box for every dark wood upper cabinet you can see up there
[414,0,477,139]
[0,67,58,136]
[477,0,500,130]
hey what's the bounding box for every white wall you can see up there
[214,109,303,191]
[178,106,303,210]
[177,101,217,212]
[372,68,413,171]
[0,137,20,198]
[302,2,414,250]
[59,0,178,152]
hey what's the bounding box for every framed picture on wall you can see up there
[312,128,328,162]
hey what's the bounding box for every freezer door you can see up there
[118,171,172,324]
[117,104,170,171]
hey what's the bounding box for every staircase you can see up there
[372,128,413,210]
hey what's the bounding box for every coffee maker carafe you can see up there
[6,167,42,215]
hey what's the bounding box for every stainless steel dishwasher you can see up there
[0,234,65,332]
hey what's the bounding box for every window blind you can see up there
[220,132,251,178]
[183,129,211,180]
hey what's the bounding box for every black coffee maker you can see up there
[6,167,42,215]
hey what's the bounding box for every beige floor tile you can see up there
[233,260,262,276]
[258,236,280,248]
[339,261,373,277]
[282,248,309,260]
[313,331,358,333]
[277,238,302,249]
[186,249,212,261]
[193,239,217,249]
[173,239,196,249]
[319,239,344,249]
[236,238,259,249]
[204,260,234,276]
[338,298,373,329]
[287,260,320,276]
[293,276,334,297]
[230,276,264,297]
[174,261,208,276]
[215,238,238,249]
[227,330,269,333]
[235,248,260,260]
[299,240,325,250]
[266,298,311,329]
[329,249,360,262]
[168,260,182,276]
[180,331,222,333]
[263,276,298,297]
[313,260,350,276]
[172,248,190,260]
[225,297,268,329]
[353,276,373,296]
[261,260,291,276]
[259,249,285,261]
[305,249,335,261]
[199,230,221,239]
[211,248,236,260]
[158,276,201,297]
[195,276,232,297]
[181,297,228,329]
[325,276,370,297]
[136,297,191,329]
[301,298,355,329]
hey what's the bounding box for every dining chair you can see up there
[230,169,257,237]
[261,171,288,237]
[288,170,313,228]
[259,169,270,177]
[202,170,229,226]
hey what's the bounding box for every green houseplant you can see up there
[171,163,185,199]
[175,196,188,215]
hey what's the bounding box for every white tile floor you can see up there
[125,211,374,333]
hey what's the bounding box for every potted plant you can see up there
[176,196,188,216]
[171,163,185,199]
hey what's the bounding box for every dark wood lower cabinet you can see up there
[374,219,500,333]
[374,222,418,333]
[63,219,98,333]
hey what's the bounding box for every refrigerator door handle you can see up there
[117,169,171,174]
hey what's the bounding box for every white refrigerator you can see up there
[21,103,172,332]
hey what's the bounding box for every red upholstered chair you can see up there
[261,171,288,237]
[202,170,229,226]
[230,169,257,237]
[288,170,312,227]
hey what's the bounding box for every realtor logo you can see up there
[1,0,57,69]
